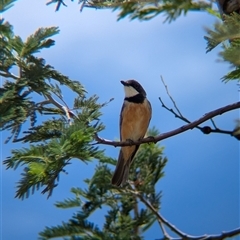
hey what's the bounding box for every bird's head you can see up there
[120,80,146,98]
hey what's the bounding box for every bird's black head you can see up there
[120,80,147,98]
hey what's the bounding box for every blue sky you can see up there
[1,0,239,239]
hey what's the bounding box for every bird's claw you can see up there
[146,136,156,143]
[126,138,135,145]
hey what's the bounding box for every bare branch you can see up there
[159,78,235,136]
[137,193,189,239]
[159,76,233,136]
[158,219,173,240]
[160,76,184,118]
[137,192,240,240]
[43,93,78,119]
[95,101,240,147]
[159,96,200,128]
[160,97,235,136]
[210,118,218,129]
[203,228,240,240]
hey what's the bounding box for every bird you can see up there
[111,80,152,187]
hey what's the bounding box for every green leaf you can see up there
[222,67,240,82]
[205,13,240,82]
[28,162,46,179]
[55,197,82,209]
[205,13,240,52]
[0,18,14,37]
[0,0,17,13]
[39,128,166,238]
[11,36,24,53]
[116,0,212,22]
[21,27,60,57]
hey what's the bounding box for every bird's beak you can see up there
[120,80,128,86]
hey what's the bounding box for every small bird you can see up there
[111,80,152,187]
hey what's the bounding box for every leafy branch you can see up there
[38,134,240,239]
[204,13,240,81]
[0,5,106,198]
[45,0,213,22]
[39,132,167,239]
[115,0,212,22]
[3,120,105,199]
[1,1,239,239]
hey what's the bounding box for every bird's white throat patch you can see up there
[124,86,139,98]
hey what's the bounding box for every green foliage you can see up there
[3,120,105,198]
[0,21,63,141]
[39,129,167,239]
[0,0,17,13]
[3,0,238,238]
[1,0,106,198]
[204,13,240,82]
[46,0,68,11]
[205,13,240,52]
[20,27,58,57]
[45,0,212,22]
[115,0,212,22]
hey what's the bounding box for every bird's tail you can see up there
[111,150,130,187]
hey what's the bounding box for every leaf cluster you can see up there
[39,130,167,239]
[115,0,212,22]
[45,0,212,22]
[1,0,106,198]
[205,13,240,81]
[0,0,17,13]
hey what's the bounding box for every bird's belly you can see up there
[121,101,151,141]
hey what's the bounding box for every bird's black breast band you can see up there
[125,94,145,103]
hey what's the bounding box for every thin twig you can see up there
[80,0,87,11]
[44,93,66,110]
[159,97,202,130]
[158,219,172,240]
[44,93,78,119]
[94,101,240,147]
[159,78,236,136]
[113,184,240,239]
[137,194,189,239]
[160,76,184,118]
[0,71,20,80]
[137,193,240,240]
[159,96,234,135]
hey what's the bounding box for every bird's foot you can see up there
[146,135,156,143]
[125,138,135,145]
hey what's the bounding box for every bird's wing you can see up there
[119,101,125,141]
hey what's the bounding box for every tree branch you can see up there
[160,76,184,118]
[137,192,240,240]
[159,96,199,128]
[0,71,20,80]
[159,77,234,136]
[95,101,240,147]
[158,218,173,240]
[137,193,189,239]
[44,93,77,120]
[159,97,234,136]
